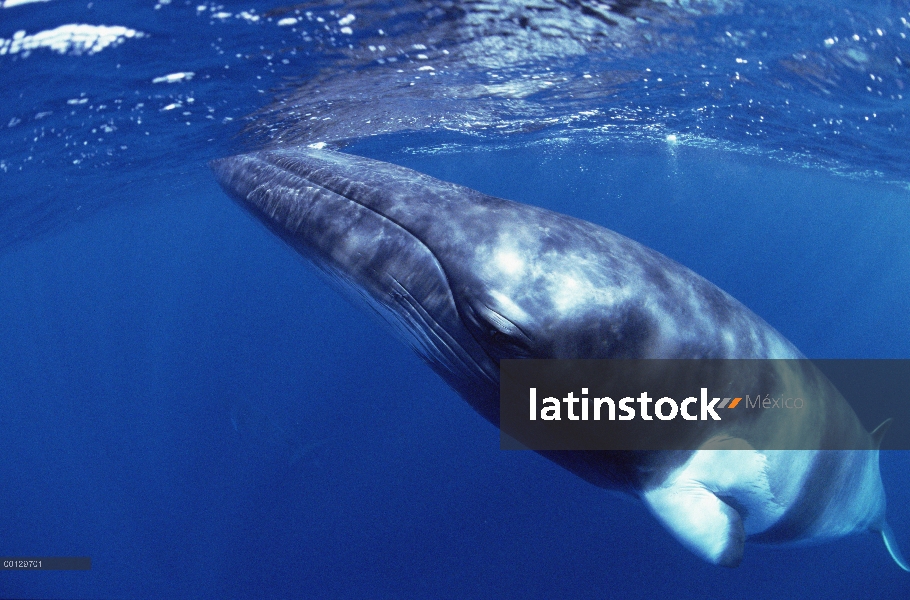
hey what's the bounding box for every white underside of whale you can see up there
[641,437,892,567]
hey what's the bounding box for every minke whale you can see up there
[212,146,908,570]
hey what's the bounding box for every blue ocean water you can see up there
[1,1,909,598]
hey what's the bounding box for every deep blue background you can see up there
[1,137,909,598]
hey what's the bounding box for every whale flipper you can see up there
[642,438,785,567]
[644,479,746,567]
[881,522,910,572]
[870,419,893,449]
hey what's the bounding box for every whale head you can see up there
[211,147,794,423]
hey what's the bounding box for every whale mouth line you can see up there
[384,273,497,387]
[233,150,497,387]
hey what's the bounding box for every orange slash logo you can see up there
[717,397,742,409]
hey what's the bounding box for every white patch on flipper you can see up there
[644,478,745,566]
[642,437,786,566]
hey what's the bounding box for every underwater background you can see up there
[1,0,909,598]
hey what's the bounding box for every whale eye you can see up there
[469,301,534,357]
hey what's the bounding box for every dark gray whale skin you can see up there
[211,147,906,570]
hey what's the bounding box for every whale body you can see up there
[212,146,907,570]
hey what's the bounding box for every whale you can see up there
[211,146,908,570]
